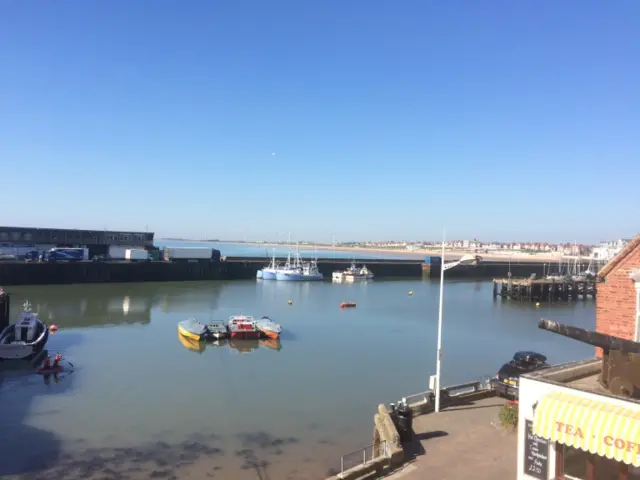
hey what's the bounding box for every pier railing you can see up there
[402,375,494,406]
[339,440,388,476]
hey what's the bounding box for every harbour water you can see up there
[0,279,595,479]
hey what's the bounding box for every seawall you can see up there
[0,257,587,286]
[0,261,227,286]
[226,256,585,280]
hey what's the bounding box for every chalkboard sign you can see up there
[524,419,549,480]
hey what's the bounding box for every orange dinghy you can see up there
[340,302,357,309]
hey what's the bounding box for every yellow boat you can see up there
[177,331,206,353]
[177,319,207,341]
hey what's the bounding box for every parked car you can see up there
[494,351,549,399]
[92,254,112,262]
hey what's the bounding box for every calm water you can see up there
[0,279,595,479]
[157,240,420,260]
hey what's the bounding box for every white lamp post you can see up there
[434,235,478,413]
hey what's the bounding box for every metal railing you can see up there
[340,440,388,474]
[401,375,495,407]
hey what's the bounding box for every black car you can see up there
[494,351,549,399]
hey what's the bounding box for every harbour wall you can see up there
[0,261,227,286]
[0,257,588,286]
[225,256,587,280]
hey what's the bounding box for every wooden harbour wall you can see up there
[492,277,598,302]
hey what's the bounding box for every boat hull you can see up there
[256,270,264,279]
[276,272,323,281]
[177,319,210,341]
[0,324,49,360]
[229,330,260,340]
[262,269,277,280]
[261,329,280,339]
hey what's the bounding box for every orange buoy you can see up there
[49,324,58,333]
[340,302,357,308]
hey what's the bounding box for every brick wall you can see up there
[595,243,640,356]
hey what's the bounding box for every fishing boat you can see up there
[333,262,374,282]
[227,315,260,339]
[276,260,323,281]
[256,316,282,339]
[0,301,49,360]
[258,249,279,280]
[178,318,209,341]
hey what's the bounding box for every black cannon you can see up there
[538,319,640,399]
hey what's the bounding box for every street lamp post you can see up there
[434,236,478,414]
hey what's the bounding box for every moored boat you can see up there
[0,301,49,360]
[333,262,374,282]
[178,318,209,341]
[227,315,260,339]
[261,249,279,280]
[276,261,323,281]
[256,316,282,339]
[205,321,228,340]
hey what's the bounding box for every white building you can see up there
[517,359,640,480]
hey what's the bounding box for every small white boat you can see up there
[0,301,49,360]
[333,263,374,282]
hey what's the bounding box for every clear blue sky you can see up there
[1,1,638,244]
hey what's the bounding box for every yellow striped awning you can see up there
[533,390,640,466]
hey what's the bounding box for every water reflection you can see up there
[260,338,283,351]
[6,282,226,329]
[0,346,77,477]
[177,332,206,354]
[229,338,260,354]
[176,334,283,354]
[160,282,224,313]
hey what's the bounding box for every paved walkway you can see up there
[383,397,517,480]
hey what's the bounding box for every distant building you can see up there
[0,225,154,258]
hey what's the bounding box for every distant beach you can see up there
[222,241,563,263]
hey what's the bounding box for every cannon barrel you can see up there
[538,319,640,354]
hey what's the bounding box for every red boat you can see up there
[227,315,260,340]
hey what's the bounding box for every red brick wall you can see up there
[595,244,640,357]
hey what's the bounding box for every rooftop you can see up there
[523,358,640,405]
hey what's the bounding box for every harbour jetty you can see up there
[492,277,598,301]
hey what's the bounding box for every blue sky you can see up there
[1,1,638,243]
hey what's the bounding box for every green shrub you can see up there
[499,402,519,430]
